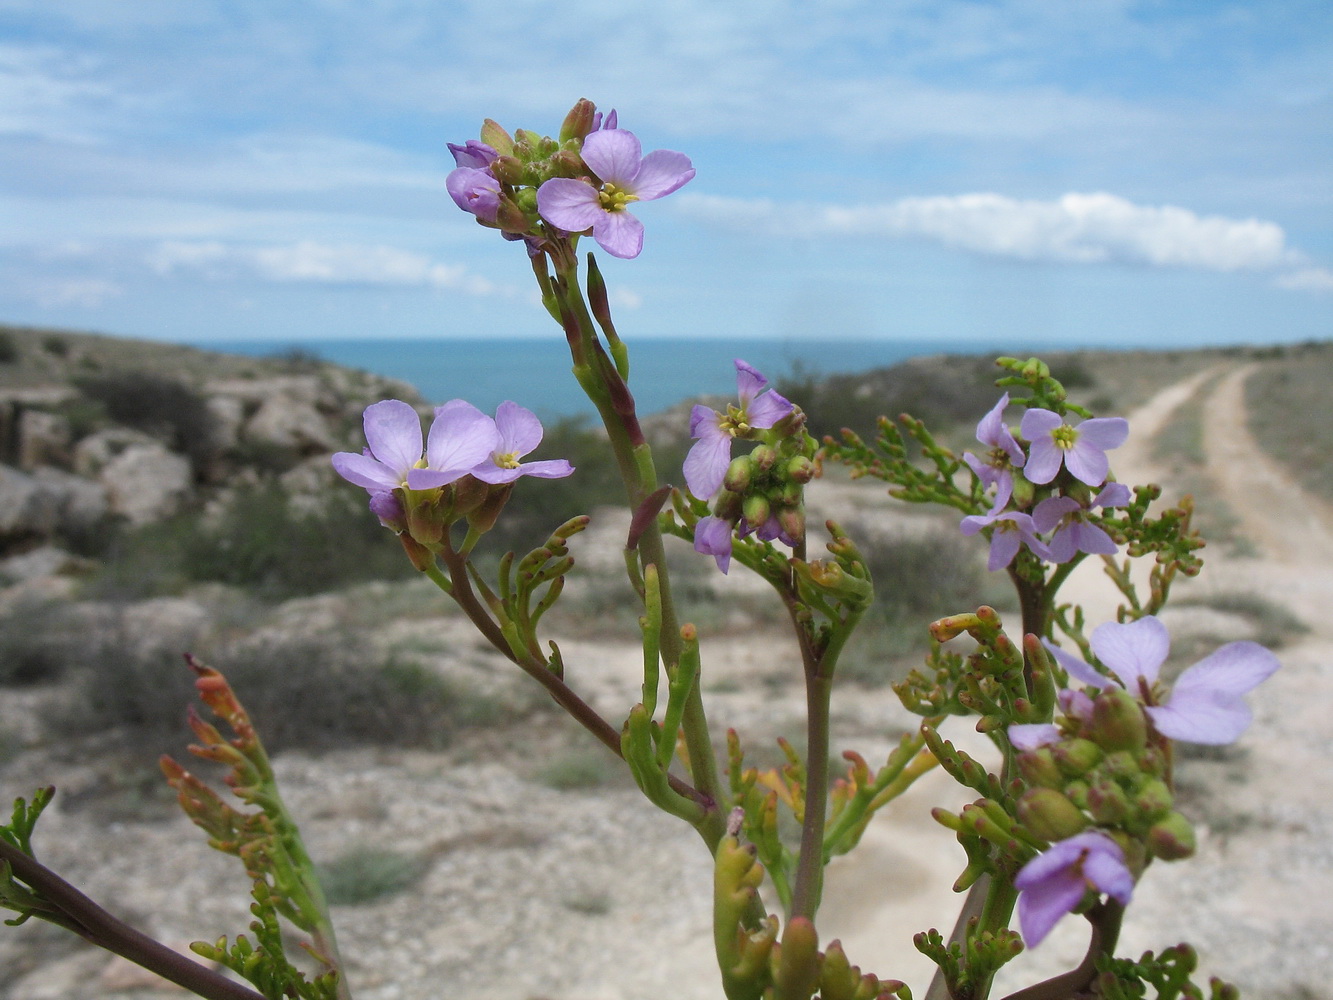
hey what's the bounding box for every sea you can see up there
[201,337,1024,421]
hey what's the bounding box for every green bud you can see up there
[558,98,598,143]
[1010,470,1035,508]
[724,455,754,493]
[479,119,514,156]
[786,455,816,483]
[1017,787,1088,842]
[1147,811,1197,860]
[547,148,586,179]
[742,494,771,531]
[750,445,777,472]
[1099,750,1140,781]
[1086,779,1131,825]
[1064,780,1089,810]
[1016,748,1064,789]
[778,505,805,547]
[491,154,526,186]
[714,490,743,522]
[1138,745,1168,778]
[1086,687,1148,754]
[1053,738,1103,777]
[1133,778,1174,822]
[494,197,532,234]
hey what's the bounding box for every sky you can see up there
[1,0,1331,349]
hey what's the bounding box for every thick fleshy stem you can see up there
[998,901,1125,1000]
[0,839,266,1000]
[545,242,728,849]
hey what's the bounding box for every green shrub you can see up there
[0,601,83,686]
[535,747,622,790]
[0,330,17,364]
[74,370,218,471]
[317,847,426,906]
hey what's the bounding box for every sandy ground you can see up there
[3,360,1331,1000]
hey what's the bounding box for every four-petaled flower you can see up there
[1020,409,1129,487]
[1014,831,1134,947]
[684,360,793,500]
[332,399,500,494]
[693,515,735,574]
[1031,482,1131,563]
[537,128,695,259]
[964,393,1026,513]
[1047,615,1280,744]
[960,509,1051,571]
[471,401,575,484]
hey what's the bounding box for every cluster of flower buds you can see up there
[684,360,816,573]
[1007,614,1278,945]
[331,399,573,564]
[446,99,694,258]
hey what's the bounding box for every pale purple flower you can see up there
[1020,409,1129,487]
[536,128,695,258]
[1046,616,1280,744]
[684,360,793,500]
[447,166,502,223]
[960,510,1052,571]
[331,398,500,493]
[964,393,1026,513]
[470,401,574,484]
[694,515,734,574]
[1015,832,1134,947]
[448,139,498,169]
[1032,482,1131,563]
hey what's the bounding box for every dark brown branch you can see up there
[0,839,266,1000]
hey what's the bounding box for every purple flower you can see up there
[470,401,575,484]
[1032,482,1130,563]
[1009,723,1061,750]
[536,128,695,259]
[960,510,1051,571]
[332,398,500,493]
[1047,616,1280,744]
[963,393,1026,513]
[448,139,498,169]
[1015,832,1134,947]
[1020,409,1129,487]
[694,515,734,573]
[684,360,793,500]
[447,166,502,223]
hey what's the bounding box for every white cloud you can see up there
[149,240,510,297]
[679,191,1307,274]
[1274,266,1333,293]
[30,277,123,308]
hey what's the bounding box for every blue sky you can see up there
[1,0,1330,348]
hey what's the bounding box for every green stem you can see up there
[788,667,833,921]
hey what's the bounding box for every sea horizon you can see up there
[202,336,1039,420]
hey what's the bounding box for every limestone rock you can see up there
[99,444,192,525]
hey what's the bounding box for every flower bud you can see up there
[786,455,816,483]
[495,197,533,234]
[1017,787,1088,842]
[1016,748,1064,789]
[1086,778,1131,825]
[742,494,771,532]
[479,118,514,156]
[750,445,777,472]
[1147,811,1196,860]
[1010,470,1035,509]
[491,154,526,186]
[559,98,598,143]
[467,483,514,534]
[1138,746,1168,778]
[548,148,587,179]
[713,489,744,522]
[1133,778,1173,822]
[1086,687,1148,754]
[724,455,754,493]
[777,505,805,547]
[1052,738,1103,778]
[1064,779,1089,810]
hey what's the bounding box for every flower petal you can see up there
[1033,495,1079,533]
[536,178,604,232]
[690,403,721,439]
[988,527,1022,571]
[684,433,733,499]
[734,359,768,404]
[1023,437,1062,485]
[1017,866,1087,947]
[1010,723,1061,750]
[694,515,733,573]
[580,128,642,185]
[424,399,499,477]
[592,208,644,259]
[515,458,575,479]
[630,148,695,200]
[363,400,423,476]
[748,388,793,429]
[1174,640,1280,697]
[494,400,544,457]
[1077,417,1129,451]
[1063,438,1111,486]
[1082,848,1134,904]
[1145,697,1252,745]
[1044,641,1113,689]
[332,452,401,492]
[1090,616,1170,687]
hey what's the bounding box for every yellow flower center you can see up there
[493,451,521,470]
[597,182,639,213]
[719,403,751,437]
[1052,425,1079,451]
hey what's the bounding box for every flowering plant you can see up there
[1,99,1277,1000]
